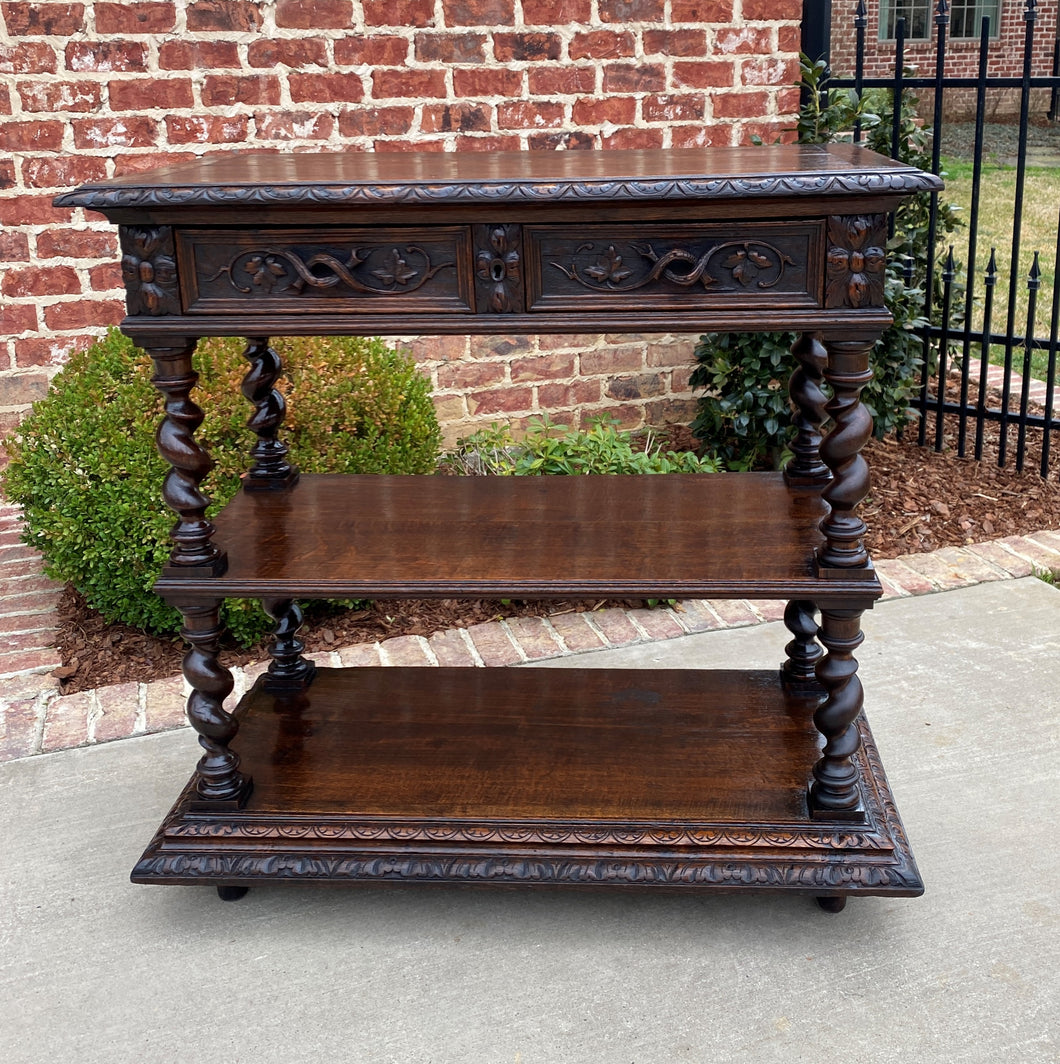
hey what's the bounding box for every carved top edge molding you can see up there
[57,172,939,210]
[55,149,942,211]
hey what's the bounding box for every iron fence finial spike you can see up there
[986,248,998,283]
[935,0,950,23]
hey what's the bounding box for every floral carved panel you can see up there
[526,222,822,312]
[180,226,472,314]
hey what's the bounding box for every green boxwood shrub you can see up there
[3,330,440,645]
[689,331,798,471]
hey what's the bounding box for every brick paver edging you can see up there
[3,521,1060,764]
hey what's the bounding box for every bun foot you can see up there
[216,885,249,902]
[815,895,847,913]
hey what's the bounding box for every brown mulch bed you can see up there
[52,418,1060,696]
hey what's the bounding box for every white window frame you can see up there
[878,0,1002,41]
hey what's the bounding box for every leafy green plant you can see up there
[444,415,721,476]
[689,331,797,471]
[3,329,440,645]
[692,55,962,467]
[794,57,881,144]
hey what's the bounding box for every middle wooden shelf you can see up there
[154,473,883,601]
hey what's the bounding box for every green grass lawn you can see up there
[938,155,1060,381]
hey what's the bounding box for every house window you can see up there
[949,1,1001,38]
[879,1,1001,40]
[880,0,932,39]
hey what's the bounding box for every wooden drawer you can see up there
[175,221,823,318]
[178,226,474,314]
[525,222,824,312]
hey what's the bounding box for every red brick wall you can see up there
[0,0,803,449]
[829,0,1057,120]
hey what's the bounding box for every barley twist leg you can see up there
[241,336,298,491]
[781,599,823,689]
[785,333,831,486]
[262,598,316,691]
[144,338,227,576]
[817,337,875,570]
[809,606,866,821]
[179,600,250,807]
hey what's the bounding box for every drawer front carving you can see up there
[526,222,823,312]
[178,227,473,314]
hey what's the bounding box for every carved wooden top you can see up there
[56,144,941,214]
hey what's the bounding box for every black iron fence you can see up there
[805,0,1060,478]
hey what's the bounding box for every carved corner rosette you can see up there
[474,224,523,313]
[825,215,887,308]
[552,238,796,295]
[208,244,454,298]
[119,225,181,316]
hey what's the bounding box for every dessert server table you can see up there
[55,145,941,909]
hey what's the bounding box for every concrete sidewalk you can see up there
[1,578,1057,1064]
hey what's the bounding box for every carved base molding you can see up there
[132,669,922,898]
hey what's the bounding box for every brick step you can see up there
[949,363,1060,409]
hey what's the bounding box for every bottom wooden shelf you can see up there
[133,667,923,898]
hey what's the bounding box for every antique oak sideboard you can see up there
[56,145,941,910]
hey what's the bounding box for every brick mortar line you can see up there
[496,619,530,663]
[416,633,441,667]
[2,528,1058,764]
[0,609,60,626]
[538,614,574,654]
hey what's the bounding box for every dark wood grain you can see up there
[240,667,819,821]
[55,144,941,214]
[119,306,895,341]
[155,473,882,601]
[131,668,924,897]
